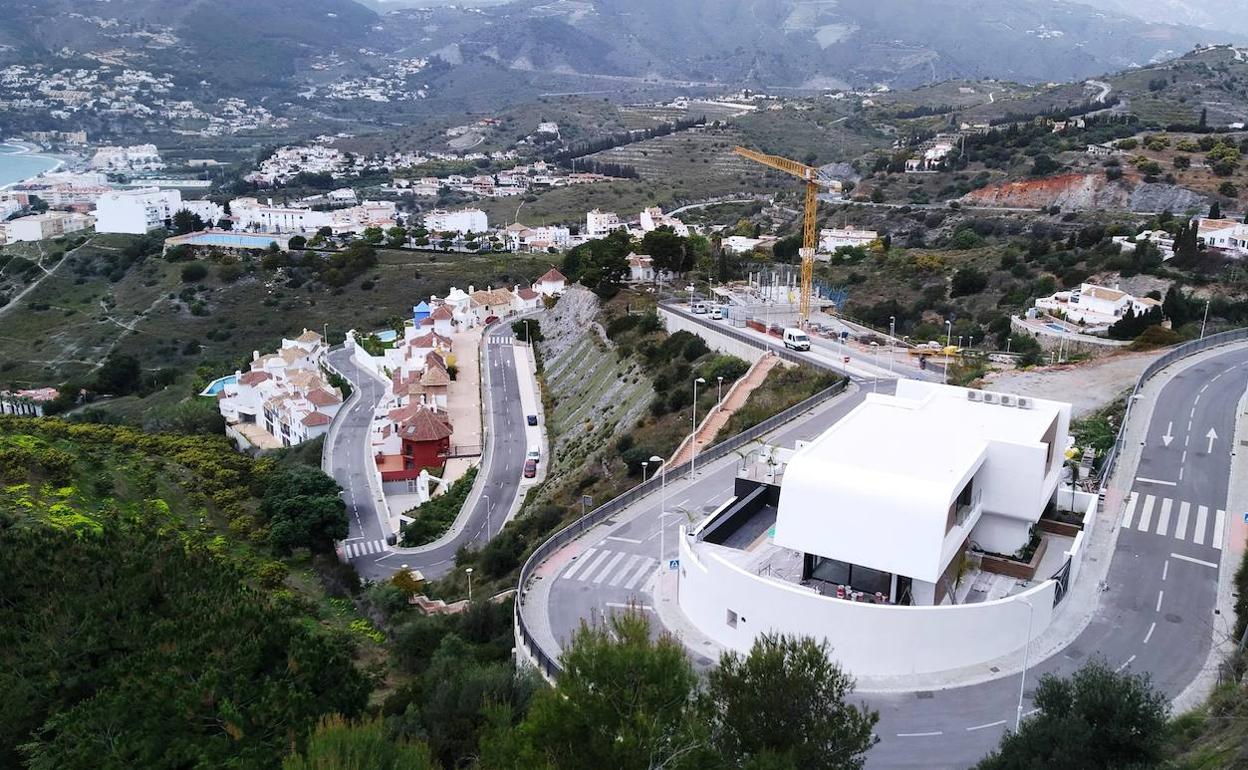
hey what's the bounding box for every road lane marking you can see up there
[1122,492,1139,528]
[896,731,943,738]
[613,554,642,582]
[1171,552,1219,568]
[562,548,600,580]
[1214,509,1226,550]
[607,536,643,544]
[1156,590,1164,612]
[1162,560,1169,581]
[624,559,657,589]
[1137,495,1155,531]
[1144,621,1156,644]
[1195,506,1209,545]
[1176,501,1191,540]
[1136,477,1177,487]
[592,552,628,584]
[966,720,1007,732]
[1117,654,1137,672]
[1156,498,1172,536]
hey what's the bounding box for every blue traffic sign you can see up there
[668,559,680,570]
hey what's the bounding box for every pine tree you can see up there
[1210,201,1222,219]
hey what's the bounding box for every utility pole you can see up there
[1200,299,1211,339]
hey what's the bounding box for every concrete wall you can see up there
[659,306,768,364]
[678,529,1057,677]
[1010,316,1128,354]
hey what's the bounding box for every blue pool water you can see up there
[200,374,238,396]
[1045,323,1067,333]
[177,233,282,249]
[374,329,398,342]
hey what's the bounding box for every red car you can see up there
[485,315,499,324]
[523,459,537,478]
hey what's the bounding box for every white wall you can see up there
[659,306,767,364]
[678,531,1057,677]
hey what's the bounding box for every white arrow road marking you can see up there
[1162,422,1174,447]
[1206,428,1218,454]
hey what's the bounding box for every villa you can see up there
[1034,282,1161,329]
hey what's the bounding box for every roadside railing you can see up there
[1099,327,1248,486]
[514,377,847,679]
[657,300,833,370]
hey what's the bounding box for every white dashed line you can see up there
[1155,590,1164,612]
[897,731,943,738]
[1170,552,1218,568]
[1143,621,1156,644]
[1117,654,1136,672]
[966,720,1007,732]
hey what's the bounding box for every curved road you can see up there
[522,341,1247,768]
[326,328,528,581]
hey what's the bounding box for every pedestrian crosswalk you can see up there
[343,539,389,558]
[560,547,657,590]
[1122,492,1225,549]
[489,334,514,345]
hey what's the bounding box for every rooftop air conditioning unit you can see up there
[983,393,998,405]
[1017,397,1031,409]
[1000,395,1016,407]
[967,390,982,402]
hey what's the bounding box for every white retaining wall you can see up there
[659,306,769,364]
[678,530,1058,677]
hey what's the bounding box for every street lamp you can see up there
[650,455,669,573]
[465,567,474,602]
[944,320,953,385]
[691,377,707,477]
[1015,597,1035,731]
[641,461,650,483]
[869,341,880,393]
[717,375,724,403]
[1200,298,1211,339]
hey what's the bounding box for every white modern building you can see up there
[533,267,567,296]
[639,206,690,237]
[425,208,488,235]
[93,187,183,234]
[90,144,165,172]
[1034,282,1162,328]
[231,197,332,233]
[677,381,1088,677]
[1113,229,1176,261]
[586,208,625,238]
[181,199,225,226]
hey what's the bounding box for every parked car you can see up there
[485,315,499,324]
[526,414,538,426]
[523,458,537,478]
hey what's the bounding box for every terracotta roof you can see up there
[306,387,341,407]
[302,412,332,427]
[278,347,305,364]
[238,370,272,386]
[470,287,515,307]
[420,358,451,387]
[295,329,322,344]
[408,331,452,349]
[537,267,566,283]
[517,287,539,300]
[1082,285,1126,302]
[429,304,454,321]
[396,407,453,442]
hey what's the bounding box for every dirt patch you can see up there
[981,350,1162,416]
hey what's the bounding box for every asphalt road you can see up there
[326,328,528,581]
[528,343,1248,768]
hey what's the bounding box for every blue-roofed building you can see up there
[413,301,432,323]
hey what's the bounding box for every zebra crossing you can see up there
[343,539,389,559]
[488,333,514,345]
[1121,492,1226,550]
[561,546,657,590]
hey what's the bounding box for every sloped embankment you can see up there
[537,287,654,493]
[962,172,1207,212]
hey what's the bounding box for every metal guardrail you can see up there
[1099,327,1248,486]
[657,299,837,371]
[514,377,847,678]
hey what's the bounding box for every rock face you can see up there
[961,172,1208,213]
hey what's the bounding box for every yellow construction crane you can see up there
[733,145,830,324]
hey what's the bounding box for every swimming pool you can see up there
[200,374,238,396]
[1045,323,1068,333]
[170,232,288,250]
[374,329,398,342]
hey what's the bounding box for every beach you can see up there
[0,141,67,189]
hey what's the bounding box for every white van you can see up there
[783,327,811,351]
[526,444,542,462]
[691,301,709,315]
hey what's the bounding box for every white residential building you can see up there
[534,267,567,297]
[586,209,625,238]
[1,211,92,242]
[1112,229,1175,261]
[721,235,763,254]
[0,387,59,417]
[90,144,165,172]
[1034,282,1162,328]
[818,227,878,254]
[1197,218,1248,258]
[216,330,342,450]
[231,197,332,233]
[501,223,571,252]
[639,206,690,237]
[181,199,225,225]
[424,208,488,235]
[93,187,183,234]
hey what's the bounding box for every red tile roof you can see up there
[302,411,332,427]
[238,370,272,386]
[429,304,454,321]
[396,407,453,442]
[517,287,539,300]
[537,267,566,283]
[306,387,341,406]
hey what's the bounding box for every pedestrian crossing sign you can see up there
[669,559,680,570]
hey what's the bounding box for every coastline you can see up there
[0,140,71,190]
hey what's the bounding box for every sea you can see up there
[0,143,59,188]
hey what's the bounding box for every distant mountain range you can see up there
[0,0,1242,110]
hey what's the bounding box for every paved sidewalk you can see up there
[442,329,484,487]
[670,355,780,467]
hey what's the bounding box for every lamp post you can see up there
[1015,597,1035,731]
[691,376,706,477]
[717,375,724,403]
[1200,298,1211,339]
[944,320,953,385]
[641,461,650,483]
[465,567,474,602]
[651,455,669,573]
[889,316,896,373]
[869,341,880,392]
